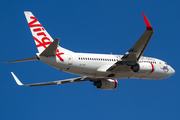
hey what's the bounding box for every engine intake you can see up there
[93,79,118,90]
[131,63,154,74]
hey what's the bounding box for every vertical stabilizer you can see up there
[24,11,73,62]
[24,11,54,53]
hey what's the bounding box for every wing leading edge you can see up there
[107,13,154,72]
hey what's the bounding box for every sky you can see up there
[0,0,180,120]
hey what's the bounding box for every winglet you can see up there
[142,13,153,31]
[11,72,23,86]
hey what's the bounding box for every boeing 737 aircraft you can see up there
[5,12,175,90]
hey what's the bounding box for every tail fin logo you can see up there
[28,16,64,61]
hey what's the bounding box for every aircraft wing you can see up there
[11,72,92,87]
[107,13,154,72]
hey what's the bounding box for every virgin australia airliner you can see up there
[5,12,175,90]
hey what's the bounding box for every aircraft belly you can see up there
[40,56,66,69]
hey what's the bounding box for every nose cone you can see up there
[170,67,175,76]
[166,66,175,78]
[158,65,175,79]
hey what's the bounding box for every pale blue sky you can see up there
[1,0,179,120]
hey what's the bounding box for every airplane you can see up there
[5,11,175,90]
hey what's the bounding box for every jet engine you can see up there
[93,79,118,90]
[131,63,154,74]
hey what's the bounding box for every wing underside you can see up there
[11,72,94,87]
[107,13,154,72]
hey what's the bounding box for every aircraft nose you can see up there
[171,67,175,75]
[167,66,175,77]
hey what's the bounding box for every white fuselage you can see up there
[38,52,175,80]
[7,12,176,89]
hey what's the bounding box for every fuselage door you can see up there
[67,54,73,65]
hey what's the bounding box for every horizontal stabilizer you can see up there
[4,56,37,63]
[40,38,59,57]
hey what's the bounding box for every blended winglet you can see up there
[11,72,23,86]
[142,13,153,31]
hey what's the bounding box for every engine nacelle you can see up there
[131,63,154,74]
[93,79,118,90]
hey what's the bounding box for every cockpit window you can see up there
[165,62,168,65]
